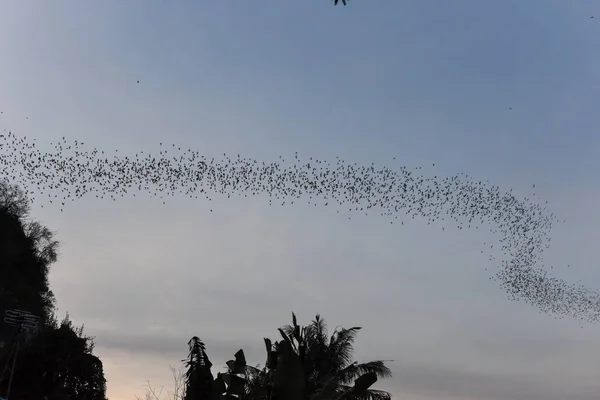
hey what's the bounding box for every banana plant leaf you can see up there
[226,374,247,396]
[352,372,377,393]
[214,373,227,395]
[226,349,247,375]
[335,372,378,400]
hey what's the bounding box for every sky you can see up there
[1,0,600,399]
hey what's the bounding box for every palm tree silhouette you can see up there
[269,313,392,400]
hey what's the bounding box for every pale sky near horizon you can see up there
[1,1,600,399]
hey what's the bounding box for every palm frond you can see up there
[338,386,391,400]
[330,327,361,347]
[245,365,262,376]
[243,366,272,400]
[354,389,391,400]
[278,328,298,352]
[328,327,361,368]
[310,315,328,341]
[280,312,304,346]
[281,324,296,341]
[306,316,329,357]
[336,361,392,385]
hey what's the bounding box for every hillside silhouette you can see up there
[0,180,107,400]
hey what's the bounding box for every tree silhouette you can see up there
[4,314,107,400]
[0,181,108,400]
[170,313,391,400]
[0,181,30,219]
[183,337,215,400]
[0,181,57,344]
[271,313,392,400]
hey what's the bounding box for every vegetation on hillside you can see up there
[0,181,108,400]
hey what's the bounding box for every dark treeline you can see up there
[173,313,391,400]
[0,180,107,400]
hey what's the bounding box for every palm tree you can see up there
[268,313,392,400]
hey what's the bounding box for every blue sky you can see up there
[1,1,600,399]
